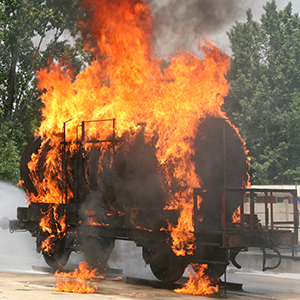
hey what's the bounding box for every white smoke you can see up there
[0,181,155,276]
[0,181,47,272]
[108,240,156,280]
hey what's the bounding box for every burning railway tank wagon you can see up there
[8,116,298,284]
[1,0,299,285]
[14,117,248,283]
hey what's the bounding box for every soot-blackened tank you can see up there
[14,117,248,282]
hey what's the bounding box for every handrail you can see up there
[223,187,299,245]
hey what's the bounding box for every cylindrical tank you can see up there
[194,118,248,230]
[19,117,248,280]
[20,118,248,228]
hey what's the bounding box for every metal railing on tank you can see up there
[222,187,300,264]
[61,118,116,213]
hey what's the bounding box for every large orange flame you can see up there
[30,0,236,258]
[174,264,219,295]
[53,261,100,293]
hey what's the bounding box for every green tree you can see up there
[0,123,20,183]
[0,0,86,183]
[224,1,300,184]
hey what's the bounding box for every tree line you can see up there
[224,0,300,184]
[0,0,87,183]
[0,0,299,185]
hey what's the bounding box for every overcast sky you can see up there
[259,0,300,15]
[217,0,300,53]
[219,0,300,54]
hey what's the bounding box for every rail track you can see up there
[32,265,248,298]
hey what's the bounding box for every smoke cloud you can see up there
[0,181,84,272]
[108,240,156,279]
[151,0,260,56]
[0,181,42,271]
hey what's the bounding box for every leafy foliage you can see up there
[0,123,20,183]
[0,0,87,183]
[225,1,300,184]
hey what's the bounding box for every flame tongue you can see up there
[53,261,100,294]
[232,206,241,224]
[166,197,195,256]
[39,204,66,254]
[174,264,219,295]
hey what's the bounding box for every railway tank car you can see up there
[3,117,299,283]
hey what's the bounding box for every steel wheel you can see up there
[42,238,70,270]
[146,248,186,283]
[82,236,115,272]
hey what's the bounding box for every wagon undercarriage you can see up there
[9,184,299,282]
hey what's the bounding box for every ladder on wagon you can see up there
[61,118,116,216]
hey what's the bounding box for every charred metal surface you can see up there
[218,280,243,291]
[20,136,43,197]
[13,203,76,228]
[125,207,179,231]
[193,118,249,232]
[125,276,243,293]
